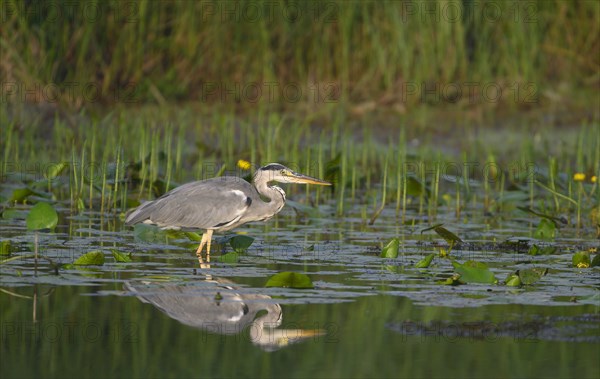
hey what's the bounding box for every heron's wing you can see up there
[125,177,254,230]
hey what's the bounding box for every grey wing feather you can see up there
[125,177,254,230]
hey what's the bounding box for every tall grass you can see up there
[1,0,597,110]
[8,107,600,236]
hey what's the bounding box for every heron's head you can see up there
[255,163,331,186]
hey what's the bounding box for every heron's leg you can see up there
[195,233,208,257]
[205,229,214,262]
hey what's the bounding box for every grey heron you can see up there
[125,163,330,262]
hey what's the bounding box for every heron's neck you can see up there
[253,178,286,212]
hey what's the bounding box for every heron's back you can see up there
[125,176,257,230]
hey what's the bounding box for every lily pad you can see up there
[534,218,556,241]
[133,224,169,243]
[505,268,548,286]
[528,244,557,256]
[421,224,462,245]
[519,268,548,285]
[229,235,254,252]
[218,251,240,263]
[10,188,34,203]
[505,272,522,287]
[26,202,58,230]
[111,249,132,263]
[434,226,463,245]
[265,272,313,289]
[452,260,497,284]
[438,273,463,286]
[0,241,11,256]
[572,251,591,268]
[216,235,255,252]
[74,251,105,266]
[184,232,203,242]
[2,209,28,219]
[415,253,435,268]
[380,238,399,258]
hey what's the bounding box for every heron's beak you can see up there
[286,172,331,185]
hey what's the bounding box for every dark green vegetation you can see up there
[1,1,599,378]
[2,0,598,111]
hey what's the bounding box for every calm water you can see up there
[1,202,599,378]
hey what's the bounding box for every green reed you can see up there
[0,101,598,231]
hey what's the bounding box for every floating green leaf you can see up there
[438,273,463,286]
[572,251,591,268]
[505,268,548,286]
[380,238,399,258]
[434,226,463,245]
[265,272,313,289]
[534,218,556,241]
[229,235,254,252]
[26,202,58,230]
[591,254,600,267]
[0,241,11,256]
[519,268,548,285]
[74,251,105,266]
[133,224,168,243]
[452,260,497,284]
[10,188,34,203]
[215,235,255,252]
[385,265,402,274]
[528,244,557,256]
[184,232,202,242]
[437,247,449,258]
[218,251,240,263]
[505,272,522,287]
[111,249,132,263]
[2,209,28,219]
[415,253,435,268]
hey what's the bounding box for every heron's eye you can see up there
[281,169,290,176]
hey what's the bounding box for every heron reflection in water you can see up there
[125,163,330,265]
[125,277,324,351]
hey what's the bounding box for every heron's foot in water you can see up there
[195,230,213,268]
[197,253,211,269]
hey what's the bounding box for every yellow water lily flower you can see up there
[237,159,251,170]
[573,173,586,181]
[592,175,597,183]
